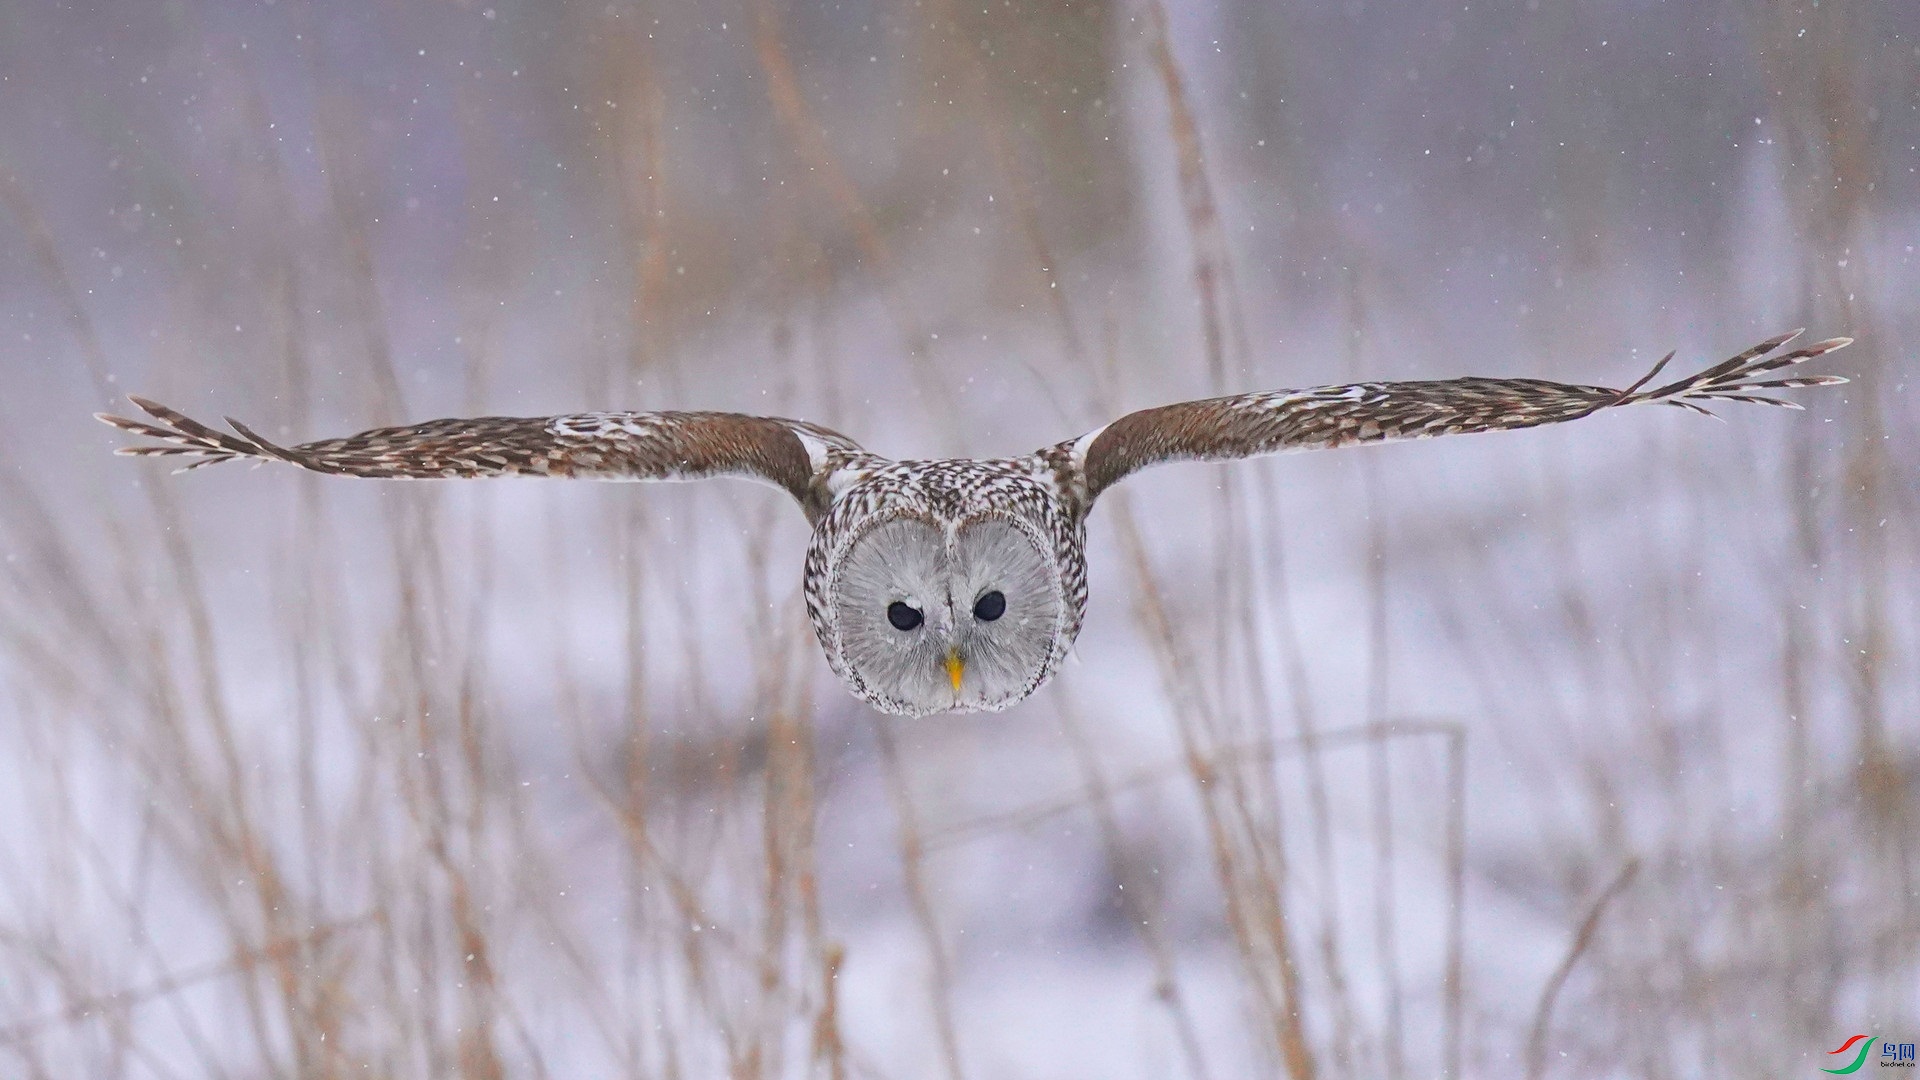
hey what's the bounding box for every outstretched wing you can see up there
[1059,330,1850,503]
[97,400,879,519]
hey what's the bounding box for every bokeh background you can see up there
[1,0,1915,1076]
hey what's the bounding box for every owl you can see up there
[100,329,1848,716]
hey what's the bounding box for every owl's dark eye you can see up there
[887,601,924,631]
[972,590,1006,622]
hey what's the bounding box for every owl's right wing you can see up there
[98,399,881,519]
[1053,329,1849,507]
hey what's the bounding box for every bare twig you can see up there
[871,722,968,1080]
[1525,859,1641,1080]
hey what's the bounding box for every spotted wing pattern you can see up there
[1065,330,1850,502]
[97,399,880,519]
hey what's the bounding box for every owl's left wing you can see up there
[98,399,880,519]
[1055,330,1849,506]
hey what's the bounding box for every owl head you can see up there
[819,509,1069,716]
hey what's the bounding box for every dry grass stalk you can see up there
[1056,690,1216,1080]
[750,0,960,449]
[1111,499,1317,1080]
[870,722,968,1080]
[1127,4,1326,1076]
[1524,859,1640,1080]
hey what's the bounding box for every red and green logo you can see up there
[1823,1035,1877,1074]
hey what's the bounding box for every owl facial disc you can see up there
[824,512,1065,716]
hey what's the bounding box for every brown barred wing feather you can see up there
[97,399,877,518]
[1069,330,1849,502]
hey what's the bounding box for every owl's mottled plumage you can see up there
[100,330,1850,716]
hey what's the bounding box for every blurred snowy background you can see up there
[0,0,1915,1076]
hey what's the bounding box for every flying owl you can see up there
[99,330,1849,716]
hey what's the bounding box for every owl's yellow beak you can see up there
[945,648,965,695]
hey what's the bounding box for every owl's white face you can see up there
[827,514,1064,716]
